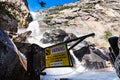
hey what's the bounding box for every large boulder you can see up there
[0,28,29,80]
[112,36,120,78]
[73,45,91,61]
[40,29,77,44]
[0,0,32,79]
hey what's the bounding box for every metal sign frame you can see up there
[44,43,73,68]
[44,33,95,68]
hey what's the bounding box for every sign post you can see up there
[27,44,45,80]
[45,43,72,68]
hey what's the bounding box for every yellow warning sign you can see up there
[45,43,71,68]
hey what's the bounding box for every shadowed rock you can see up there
[41,29,77,44]
[13,31,32,42]
[0,28,29,80]
[0,28,18,79]
[73,46,91,61]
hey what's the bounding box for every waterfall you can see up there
[27,20,41,36]
[25,13,87,77]
[16,11,119,80]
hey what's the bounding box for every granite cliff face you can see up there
[0,0,32,33]
[33,0,120,47]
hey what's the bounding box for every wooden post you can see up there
[27,44,42,80]
[27,45,35,80]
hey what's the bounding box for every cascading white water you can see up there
[25,13,87,76]
[27,20,41,36]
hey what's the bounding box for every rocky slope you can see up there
[34,0,120,47]
[0,0,32,33]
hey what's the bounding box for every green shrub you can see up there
[64,21,68,26]
[59,5,78,11]
[102,30,112,41]
[43,15,53,24]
